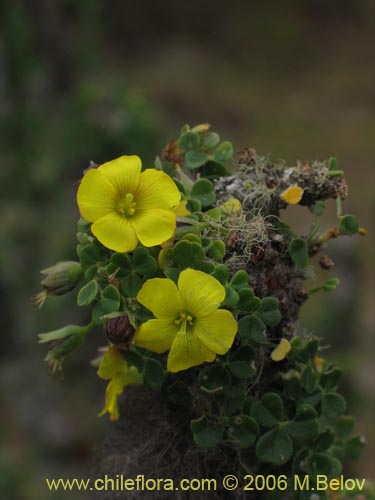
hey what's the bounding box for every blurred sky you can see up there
[0,1,374,498]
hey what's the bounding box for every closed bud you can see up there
[39,324,90,374]
[40,261,83,296]
[105,314,135,345]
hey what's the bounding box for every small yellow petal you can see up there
[99,368,142,421]
[98,155,142,195]
[132,209,176,248]
[91,212,138,252]
[133,318,179,353]
[220,198,242,215]
[178,269,225,317]
[136,169,181,211]
[194,310,238,355]
[314,355,325,373]
[173,200,190,216]
[97,347,125,380]
[77,168,117,222]
[280,186,304,205]
[136,278,182,318]
[271,338,291,362]
[167,327,216,373]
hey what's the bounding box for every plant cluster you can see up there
[34,123,366,499]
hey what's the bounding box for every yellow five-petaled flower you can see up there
[77,155,181,252]
[133,269,238,372]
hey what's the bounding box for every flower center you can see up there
[117,193,137,217]
[174,311,195,328]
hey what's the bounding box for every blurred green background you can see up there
[0,1,373,498]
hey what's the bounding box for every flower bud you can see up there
[40,261,83,296]
[39,324,90,374]
[105,314,135,345]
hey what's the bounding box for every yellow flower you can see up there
[314,355,326,373]
[271,338,291,361]
[133,269,238,372]
[97,347,142,420]
[280,186,304,205]
[77,156,181,252]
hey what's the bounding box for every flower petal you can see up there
[91,212,138,252]
[178,269,225,317]
[195,310,238,355]
[97,347,125,380]
[132,209,176,247]
[77,168,117,222]
[280,186,304,205]
[136,169,181,210]
[136,279,182,318]
[133,318,179,353]
[167,327,216,372]
[98,155,142,195]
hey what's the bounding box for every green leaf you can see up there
[109,253,132,276]
[173,240,205,268]
[201,160,229,179]
[77,280,99,306]
[237,288,260,312]
[322,278,340,292]
[205,207,222,221]
[320,368,341,390]
[228,415,259,447]
[338,214,359,235]
[251,393,284,428]
[120,274,143,298]
[191,416,223,448]
[122,350,144,372]
[321,392,347,419]
[185,150,209,169]
[178,130,200,150]
[256,427,293,465]
[307,452,342,479]
[143,358,165,391]
[186,197,202,212]
[208,240,226,261]
[300,365,318,393]
[101,285,121,314]
[335,415,355,439]
[199,364,231,394]
[227,345,256,379]
[309,200,326,216]
[211,264,228,284]
[78,243,101,268]
[284,404,319,441]
[314,429,335,452]
[238,315,267,343]
[201,131,220,149]
[345,435,365,460]
[328,157,338,170]
[257,297,281,326]
[230,270,249,291]
[288,238,309,268]
[223,286,239,307]
[214,141,233,161]
[132,247,157,277]
[190,179,216,207]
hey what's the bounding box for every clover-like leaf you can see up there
[257,297,281,326]
[173,240,205,268]
[238,315,267,343]
[101,285,121,314]
[190,179,216,207]
[199,364,231,394]
[77,280,99,306]
[251,393,284,428]
[191,416,223,448]
[288,237,309,268]
[256,427,293,465]
[227,345,256,379]
[228,415,259,448]
[186,150,209,169]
